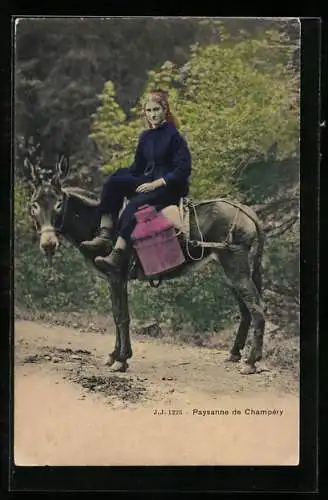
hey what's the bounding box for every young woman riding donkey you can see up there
[81,89,191,276]
[26,89,266,375]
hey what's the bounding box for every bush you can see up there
[14,241,110,313]
[129,262,238,332]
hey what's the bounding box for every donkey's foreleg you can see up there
[104,279,121,367]
[108,277,132,372]
[117,278,132,362]
[104,324,121,368]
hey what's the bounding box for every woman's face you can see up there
[145,99,165,128]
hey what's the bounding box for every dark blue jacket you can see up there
[129,121,191,197]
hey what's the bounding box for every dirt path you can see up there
[14,320,299,466]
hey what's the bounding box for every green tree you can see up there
[15,22,300,341]
[15,17,225,186]
[90,28,299,200]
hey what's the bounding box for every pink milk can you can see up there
[131,205,185,277]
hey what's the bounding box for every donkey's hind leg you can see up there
[226,289,251,363]
[238,279,265,374]
[218,247,265,374]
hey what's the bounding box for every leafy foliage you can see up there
[15,20,300,337]
[91,28,299,200]
[15,17,227,186]
[129,264,238,333]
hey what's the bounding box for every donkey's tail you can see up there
[251,217,265,298]
[221,199,265,297]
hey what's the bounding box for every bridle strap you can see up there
[40,225,56,235]
[34,192,69,235]
[55,192,69,234]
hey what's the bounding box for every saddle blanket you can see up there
[120,197,190,239]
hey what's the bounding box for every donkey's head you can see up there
[25,154,70,260]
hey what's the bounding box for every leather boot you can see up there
[94,248,126,275]
[80,227,112,256]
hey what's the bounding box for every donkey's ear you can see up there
[56,155,70,179]
[24,157,41,186]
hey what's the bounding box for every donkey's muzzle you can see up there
[41,241,57,257]
[40,226,59,257]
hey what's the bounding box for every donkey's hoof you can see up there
[110,361,128,372]
[240,364,257,375]
[104,354,116,367]
[225,353,241,363]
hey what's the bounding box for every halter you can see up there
[32,190,69,236]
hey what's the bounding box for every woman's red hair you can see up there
[144,89,179,129]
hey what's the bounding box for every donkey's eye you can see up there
[54,200,63,213]
[30,202,40,216]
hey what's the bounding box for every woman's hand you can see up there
[136,178,166,193]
